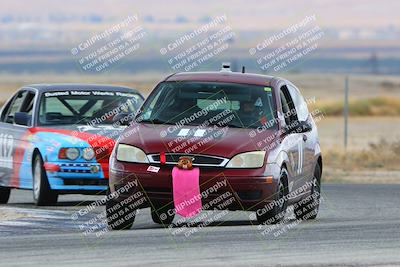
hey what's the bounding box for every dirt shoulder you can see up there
[323,168,400,184]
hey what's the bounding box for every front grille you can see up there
[145,187,172,193]
[59,163,100,174]
[147,153,228,167]
[63,179,108,186]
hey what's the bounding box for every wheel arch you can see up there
[316,155,323,182]
[281,161,288,171]
[31,148,42,172]
[280,162,289,194]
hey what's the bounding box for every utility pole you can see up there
[344,76,349,149]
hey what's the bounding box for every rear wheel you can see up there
[256,168,288,224]
[32,154,58,206]
[0,186,11,204]
[106,189,136,230]
[151,203,175,225]
[294,163,321,220]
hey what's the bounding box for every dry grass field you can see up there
[1,73,400,103]
[317,116,400,150]
[316,117,400,183]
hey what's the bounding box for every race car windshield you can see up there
[138,82,277,129]
[38,91,143,126]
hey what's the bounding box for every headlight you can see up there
[225,151,266,168]
[59,148,80,160]
[116,144,148,163]
[82,147,95,161]
[66,148,80,160]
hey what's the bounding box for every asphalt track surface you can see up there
[0,184,399,267]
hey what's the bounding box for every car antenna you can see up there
[242,66,245,73]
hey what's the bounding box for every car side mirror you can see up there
[14,112,31,126]
[112,113,131,126]
[285,120,312,134]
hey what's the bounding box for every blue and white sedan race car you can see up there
[0,84,143,205]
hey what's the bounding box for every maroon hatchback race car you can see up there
[106,66,322,229]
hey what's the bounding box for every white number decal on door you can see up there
[0,133,14,169]
[297,141,303,175]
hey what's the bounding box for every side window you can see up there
[3,91,28,124]
[139,86,165,121]
[0,100,12,122]
[280,85,298,125]
[21,91,36,116]
[287,84,309,122]
[128,95,144,111]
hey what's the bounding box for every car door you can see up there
[279,85,305,193]
[0,89,37,188]
[286,83,315,185]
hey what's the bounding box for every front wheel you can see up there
[0,186,11,204]
[256,168,288,224]
[151,203,175,225]
[32,154,58,206]
[106,189,136,230]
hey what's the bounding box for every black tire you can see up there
[32,154,58,206]
[151,203,175,225]
[106,189,136,230]
[294,163,322,220]
[0,186,11,204]
[256,168,289,224]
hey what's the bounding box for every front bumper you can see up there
[110,163,280,211]
[46,162,108,193]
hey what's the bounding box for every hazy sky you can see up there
[1,0,399,30]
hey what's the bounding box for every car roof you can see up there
[164,71,276,87]
[22,84,142,95]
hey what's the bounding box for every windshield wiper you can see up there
[139,118,173,125]
[207,122,244,128]
[224,123,244,128]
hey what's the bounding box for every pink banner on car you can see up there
[172,166,202,218]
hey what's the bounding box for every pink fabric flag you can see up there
[172,166,202,218]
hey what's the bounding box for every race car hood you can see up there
[119,123,278,158]
[28,125,126,162]
[32,124,125,139]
